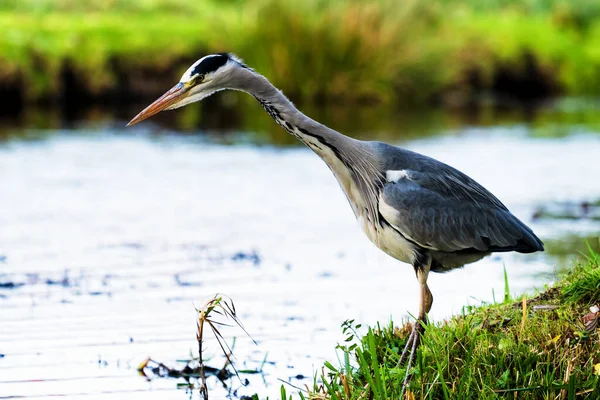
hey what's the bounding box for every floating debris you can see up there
[45,273,71,287]
[174,274,203,287]
[137,355,261,397]
[88,291,111,296]
[231,250,261,266]
[138,357,234,381]
[0,281,24,289]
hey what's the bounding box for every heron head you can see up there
[127,53,246,126]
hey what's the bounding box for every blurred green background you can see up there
[3,0,600,105]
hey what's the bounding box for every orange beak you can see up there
[127,83,188,126]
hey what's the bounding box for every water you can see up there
[1,100,600,399]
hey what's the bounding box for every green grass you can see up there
[3,0,600,104]
[312,249,600,399]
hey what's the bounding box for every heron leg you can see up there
[399,260,433,394]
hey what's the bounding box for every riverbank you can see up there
[2,0,600,107]
[308,249,600,399]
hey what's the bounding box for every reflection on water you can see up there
[3,96,600,144]
[543,235,600,269]
[1,100,599,399]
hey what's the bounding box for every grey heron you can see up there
[127,53,544,388]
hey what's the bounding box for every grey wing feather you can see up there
[372,143,544,254]
[374,142,508,210]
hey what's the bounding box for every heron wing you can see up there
[379,169,543,253]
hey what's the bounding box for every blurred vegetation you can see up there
[2,0,600,104]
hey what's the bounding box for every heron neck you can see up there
[237,70,355,155]
[234,69,383,223]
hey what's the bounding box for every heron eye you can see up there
[193,73,205,84]
[184,73,204,88]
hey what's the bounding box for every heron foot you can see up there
[397,318,426,397]
[398,263,432,397]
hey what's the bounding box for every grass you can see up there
[3,0,600,104]
[138,294,260,399]
[307,248,600,399]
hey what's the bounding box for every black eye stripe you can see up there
[191,53,229,76]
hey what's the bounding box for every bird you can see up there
[127,52,544,389]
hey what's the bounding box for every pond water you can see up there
[1,99,600,399]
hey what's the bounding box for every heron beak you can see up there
[127,82,188,126]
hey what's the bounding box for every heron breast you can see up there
[357,213,416,264]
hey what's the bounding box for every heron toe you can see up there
[398,319,427,396]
